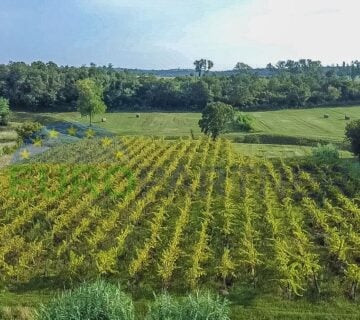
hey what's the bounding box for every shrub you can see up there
[311,143,339,165]
[345,119,360,160]
[2,144,18,155]
[232,112,253,132]
[36,280,135,320]
[15,121,42,143]
[146,291,230,320]
[345,162,360,183]
[324,114,329,118]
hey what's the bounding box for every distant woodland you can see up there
[1,59,360,112]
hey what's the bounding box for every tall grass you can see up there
[36,280,134,320]
[146,291,230,320]
[311,143,340,165]
[0,306,34,320]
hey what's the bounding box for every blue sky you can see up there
[1,0,359,69]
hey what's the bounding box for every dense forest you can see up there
[1,59,360,112]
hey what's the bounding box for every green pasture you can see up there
[249,106,360,142]
[233,143,354,158]
[12,105,360,142]
[9,105,360,158]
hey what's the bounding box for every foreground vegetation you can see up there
[35,280,229,320]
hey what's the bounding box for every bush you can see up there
[36,280,135,320]
[2,144,18,155]
[15,121,42,143]
[146,291,230,320]
[232,112,253,132]
[311,143,340,165]
[345,119,360,160]
[324,114,329,118]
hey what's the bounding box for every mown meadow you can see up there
[8,105,359,157]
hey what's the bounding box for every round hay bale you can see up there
[345,115,350,120]
[136,113,140,118]
[101,117,107,122]
[324,114,329,119]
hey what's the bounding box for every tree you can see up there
[193,59,214,77]
[234,62,252,73]
[207,60,214,73]
[0,97,10,125]
[345,120,360,160]
[198,102,234,140]
[76,78,106,126]
[345,264,360,300]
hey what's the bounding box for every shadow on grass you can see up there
[229,286,258,307]
[10,112,62,126]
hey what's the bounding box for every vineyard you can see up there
[0,136,360,300]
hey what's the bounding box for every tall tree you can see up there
[207,60,214,73]
[193,59,214,77]
[76,78,106,126]
[234,62,252,72]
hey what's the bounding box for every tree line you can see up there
[1,59,360,112]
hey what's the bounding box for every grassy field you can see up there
[19,105,360,142]
[249,106,360,142]
[233,143,353,158]
[9,105,359,158]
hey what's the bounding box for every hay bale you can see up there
[136,113,140,118]
[345,115,350,120]
[101,117,107,122]
[324,114,329,119]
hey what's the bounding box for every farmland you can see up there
[10,105,360,159]
[0,106,359,319]
[1,135,360,318]
[33,105,360,141]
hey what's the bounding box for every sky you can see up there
[1,0,359,70]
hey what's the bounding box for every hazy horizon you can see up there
[1,0,360,70]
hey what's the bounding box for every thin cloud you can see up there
[165,0,360,69]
